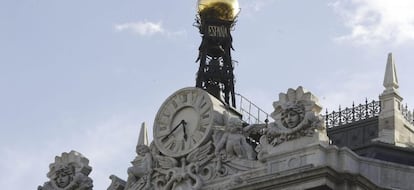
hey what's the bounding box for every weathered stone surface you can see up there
[376,53,414,147]
[107,175,126,190]
[111,88,262,190]
[125,123,153,190]
[106,84,414,190]
[112,86,414,190]
[201,143,414,190]
[38,150,93,190]
[214,111,256,160]
[257,86,329,161]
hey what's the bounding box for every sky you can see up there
[1,0,414,189]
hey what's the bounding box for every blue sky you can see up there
[2,0,414,189]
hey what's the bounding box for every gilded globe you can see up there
[198,0,239,21]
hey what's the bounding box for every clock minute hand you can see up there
[162,120,185,140]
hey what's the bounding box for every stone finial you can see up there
[125,122,153,190]
[377,53,414,147]
[383,53,399,92]
[38,150,93,190]
[137,122,148,146]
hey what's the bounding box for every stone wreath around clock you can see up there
[153,87,226,157]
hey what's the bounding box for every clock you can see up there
[153,87,225,157]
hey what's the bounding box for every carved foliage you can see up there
[141,115,260,190]
[124,114,261,190]
[150,142,212,190]
[260,87,325,147]
[149,141,259,190]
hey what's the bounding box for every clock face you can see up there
[153,87,215,157]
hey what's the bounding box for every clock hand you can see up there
[182,120,188,141]
[161,120,185,140]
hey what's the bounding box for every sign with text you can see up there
[207,25,229,38]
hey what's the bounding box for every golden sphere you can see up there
[198,0,239,21]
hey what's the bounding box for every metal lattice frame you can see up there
[325,100,381,128]
[195,16,236,108]
[235,93,269,124]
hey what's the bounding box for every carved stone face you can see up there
[282,110,301,128]
[136,145,150,156]
[219,150,227,161]
[55,166,73,188]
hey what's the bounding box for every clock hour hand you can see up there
[161,120,186,140]
[182,120,187,140]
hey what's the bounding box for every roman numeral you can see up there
[199,126,207,133]
[186,92,194,105]
[162,135,173,144]
[200,117,210,127]
[200,104,210,115]
[168,141,176,150]
[172,95,185,108]
[194,95,204,108]
[191,137,197,145]
[158,116,169,126]
[162,105,173,118]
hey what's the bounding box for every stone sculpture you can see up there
[107,87,327,189]
[256,86,327,159]
[214,111,255,160]
[125,123,153,190]
[108,175,126,190]
[38,82,414,190]
[38,151,93,190]
[151,141,212,190]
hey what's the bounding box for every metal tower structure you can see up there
[195,0,239,108]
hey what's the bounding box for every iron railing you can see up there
[325,99,381,128]
[401,104,414,125]
[235,93,269,124]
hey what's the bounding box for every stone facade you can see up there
[39,53,414,190]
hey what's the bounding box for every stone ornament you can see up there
[257,87,326,158]
[114,88,262,190]
[125,123,153,190]
[108,175,126,190]
[214,111,255,160]
[153,87,227,158]
[151,141,213,190]
[38,151,93,190]
[107,86,336,190]
[106,87,328,189]
[150,140,260,190]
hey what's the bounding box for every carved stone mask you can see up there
[281,108,303,128]
[271,87,322,128]
[39,151,93,190]
[55,165,74,188]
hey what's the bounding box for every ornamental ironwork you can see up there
[401,104,414,125]
[325,99,381,128]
